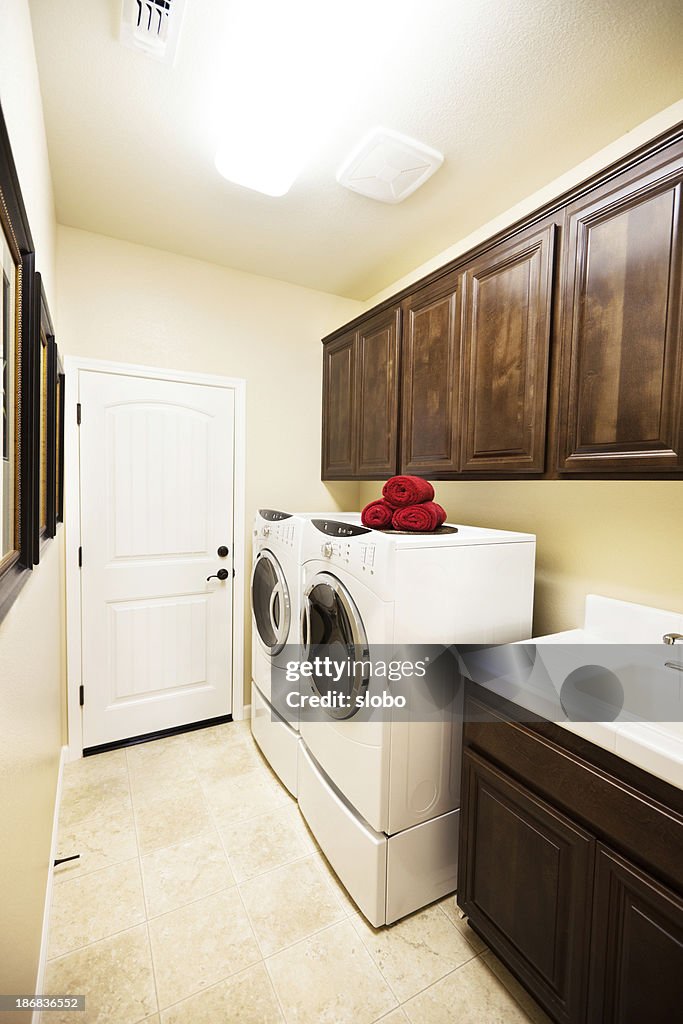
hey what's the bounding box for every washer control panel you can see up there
[259,509,292,522]
[254,515,296,547]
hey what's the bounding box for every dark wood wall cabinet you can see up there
[321,124,683,480]
[322,309,400,479]
[401,272,460,475]
[458,684,683,1024]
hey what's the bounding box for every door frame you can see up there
[64,356,247,761]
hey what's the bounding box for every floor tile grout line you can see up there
[48,759,149,965]
[258,916,382,1024]
[133,724,261,1017]
[139,825,226,866]
[143,919,162,1022]
[142,879,238,925]
[50,851,142,893]
[395,951,546,1021]
[153,949,264,1015]
[45,919,151,966]
[144,962,282,1022]
[261,961,290,1024]
[230,845,330,887]
[127,751,163,1020]
[436,901,488,955]
[398,951,481,1007]
[138,824,217,858]
[347,907,485,1008]
[480,951,550,1023]
[344,913,402,1008]
[261,955,294,1024]
[225,867,294,1024]
[261,914,360,966]
[212,817,269,961]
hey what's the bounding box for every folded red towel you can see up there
[382,475,435,508]
[361,499,394,529]
[391,501,447,532]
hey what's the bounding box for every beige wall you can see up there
[56,225,363,697]
[357,102,683,637]
[0,0,62,1013]
[360,479,683,636]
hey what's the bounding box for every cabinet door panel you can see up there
[356,308,400,477]
[461,226,555,472]
[558,147,683,471]
[459,749,593,1024]
[321,331,356,478]
[400,273,460,474]
[588,845,683,1024]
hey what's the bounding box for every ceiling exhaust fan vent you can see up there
[120,0,187,64]
[337,127,444,204]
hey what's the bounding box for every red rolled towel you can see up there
[361,499,394,529]
[391,502,447,532]
[382,475,435,508]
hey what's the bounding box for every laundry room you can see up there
[1,1,682,1022]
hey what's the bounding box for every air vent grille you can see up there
[337,128,444,204]
[120,0,187,64]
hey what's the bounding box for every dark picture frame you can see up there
[33,274,57,559]
[55,352,64,526]
[0,102,37,622]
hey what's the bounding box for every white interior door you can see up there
[78,369,235,748]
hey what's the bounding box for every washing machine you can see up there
[295,517,536,925]
[249,509,360,795]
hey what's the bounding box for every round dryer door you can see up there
[251,550,291,655]
[301,572,369,719]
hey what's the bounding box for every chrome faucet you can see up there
[663,633,683,645]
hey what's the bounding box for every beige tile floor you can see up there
[43,720,551,1024]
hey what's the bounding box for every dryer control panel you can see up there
[311,519,370,538]
[313,520,372,568]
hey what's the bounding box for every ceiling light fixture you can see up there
[213,1,337,198]
[213,1,412,198]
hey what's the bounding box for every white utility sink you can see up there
[515,596,683,789]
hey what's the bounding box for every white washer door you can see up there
[301,572,369,720]
[251,549,291,655]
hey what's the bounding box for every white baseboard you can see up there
[240,703,252,721]
[34,745,67,1020]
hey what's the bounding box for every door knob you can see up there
[217,545,230,557]
[207,568,230,581]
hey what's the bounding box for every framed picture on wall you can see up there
[34,275,57,557]
[55,352,64,525]
[0,101,37,620]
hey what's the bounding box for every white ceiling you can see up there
[29,0,683,300]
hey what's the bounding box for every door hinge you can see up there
[76,402,82,425]
[78,546,82,568]
[79,684,84,707]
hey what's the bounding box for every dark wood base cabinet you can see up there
[588,847,683,1024]
[458,685,683,1024]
